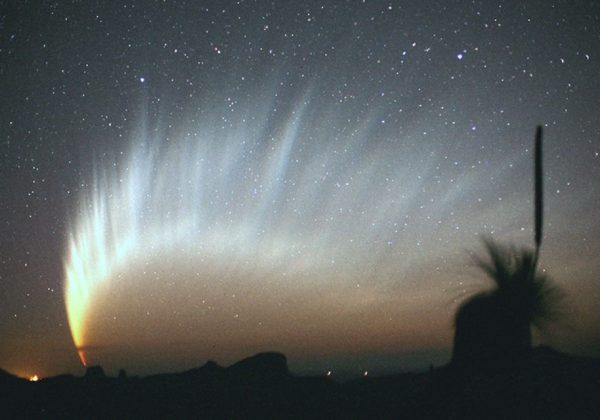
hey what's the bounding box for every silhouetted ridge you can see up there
[198,360,221,373]
[83,365,106,380]
[40,373,76,386]
[2,348,599,418]
[177,359,226,382]
[228,352,289,380]
[0,368,25,386]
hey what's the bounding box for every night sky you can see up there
[1,1,599,380]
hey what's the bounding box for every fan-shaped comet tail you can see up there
[63,93,513,365]
[63,103,312,365]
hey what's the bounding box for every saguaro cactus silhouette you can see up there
[451,126,561,372]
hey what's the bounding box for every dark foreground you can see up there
[1,346,599,419]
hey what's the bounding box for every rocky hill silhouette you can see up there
[0,348,599,419]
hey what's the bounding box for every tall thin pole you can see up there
[534,125,543,265]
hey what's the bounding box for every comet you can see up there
[63,88,527,366]
[63,99,318,365]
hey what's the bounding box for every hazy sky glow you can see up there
[66,90,472,371]
[1,1,599,379]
